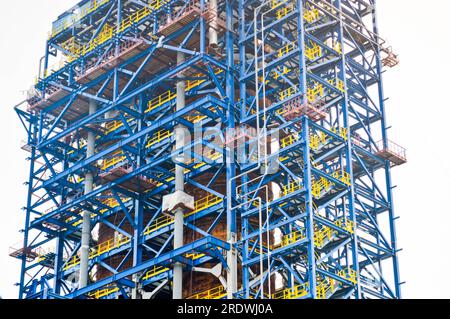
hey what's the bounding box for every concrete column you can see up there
[209,0,218,47]
[173,51,186,299]
[79,99,97,289]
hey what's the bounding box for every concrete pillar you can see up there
[79,99,97,289]
[173,51,186,299]
[209,0,218,47]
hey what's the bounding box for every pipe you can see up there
[173,51,186,299]
[209,0,218,47]
[79,99,97,289]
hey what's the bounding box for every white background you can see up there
[0,0,448,299]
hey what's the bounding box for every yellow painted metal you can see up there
[88,286,119,299]
[335,217,355,234]
[50,0,112,38]
[187,285,227,299]
[314,225,335,248]
[304,8,320,23]
[337,268,357,284]
[142,266,170,281]
[328,78,345,93]
[281,179,302,197]
[331,170,351,186]
[276,4,295,20]
[272,283,309,299]
[64,235,131,270]
[277,41,298,58]
[307,82,324,102]
[316,279,338,299]
[101,150,126,170]
[143,195,223,235]
[305,41,322,60]
[331,126,348,140]
[146,69,224,113]
[146,129,173,148]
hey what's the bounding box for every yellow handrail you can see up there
[272,283,309,299]
[187,285,227,299]
[88,286,119,299]
[142,265,170,281]
[101,150,126,170]
[143,195,223,235]
[64,235,131,270]
[146,129,173,148]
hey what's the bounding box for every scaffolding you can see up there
[13,0,405,299]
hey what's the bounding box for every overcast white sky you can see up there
[0,0,448,299]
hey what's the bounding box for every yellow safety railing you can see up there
[314,225,336,248]
[328,78,345,93]
[305,41,322,61]
[332,170,351,186]
[99,196,132,214]
[280,131,327,151]
[281,179,302,197]
[185,252,206,260]
[187,285,227,299]
[271,0,287,9]
[280,134,298,148]
[102,150,126,170]
[193,194,223,214]
[307,83,324,102]
[277,41,298,58]
[142,265,170,281]
[316,279,337,299]
[143,195,223,235]
[46,0,170,78]
[304,8,320,23]
[312,177,332,199]
[146,69,223,113]
[64,236,131,270]
[146,129,173,148]
[272,283,309,299]
[273,229,306,249]
[105,118,133,134]
[50,0,112,38]
[337,268,357,284]
[143,150,222,190]
[276,4,295,19]
[88,286,119,299]
[279,85,299,101]
[331,126,348,140]
[335,217,354,234]
[273,66,291,80]
[146,90,177,113]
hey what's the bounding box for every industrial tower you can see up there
[12,0,406,299]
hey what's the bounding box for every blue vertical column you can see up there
[302,116,316,298]
[19,123,38,299]
[335,0,360,299]
[372,0,401,299]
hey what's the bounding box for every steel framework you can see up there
[12,0,406,299]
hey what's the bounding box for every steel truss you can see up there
[12,0,405,299]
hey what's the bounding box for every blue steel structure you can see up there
[12,0,406,299]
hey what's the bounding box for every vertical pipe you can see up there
[225,0,237,299]
[79,99,97,289]
[209,0,218,47]
[173,51,186,299]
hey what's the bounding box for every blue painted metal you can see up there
[12,0,404,299]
